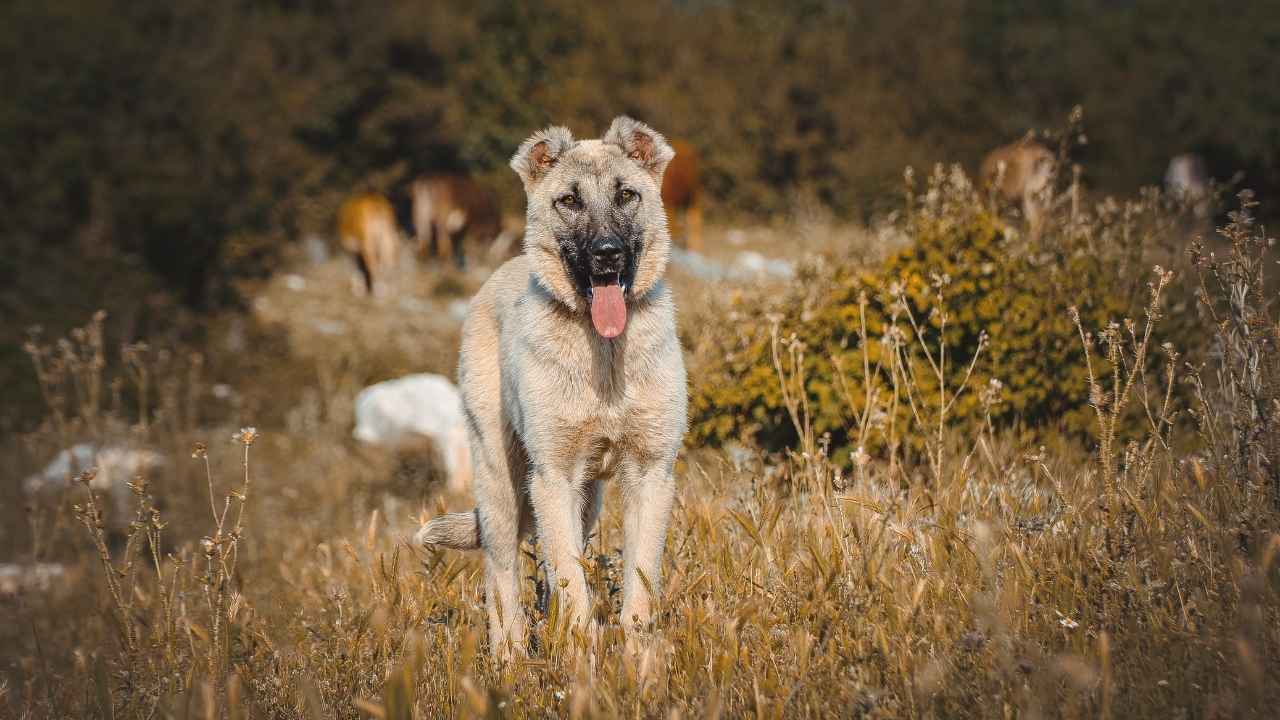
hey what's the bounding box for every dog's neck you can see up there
[525,270,670,351]
[527,245,668,316]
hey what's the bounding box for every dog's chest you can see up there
[515,329,660,440]
[559,340,641,422]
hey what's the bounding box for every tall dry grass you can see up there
[2,185,1278,719]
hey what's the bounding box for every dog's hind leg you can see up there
[479,507,525,658]
[470,423,531,659]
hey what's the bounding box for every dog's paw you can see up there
[622,625,669,675]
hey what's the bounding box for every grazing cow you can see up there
[980,139,1056,240]
[661,139,703,253]
[338,193,399,296]
[410,174,502,268]
[1165,153,1212,219]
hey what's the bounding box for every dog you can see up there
[337,192,399,296]
[416,116,687,658]
[410,174,502,268]
[980,139,1056,240]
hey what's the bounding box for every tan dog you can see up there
[416,117,687,657]
[337,193,399,296]
[980,139,1056,240]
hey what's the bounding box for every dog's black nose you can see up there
[590,236,624,267]
[591,236,623,260]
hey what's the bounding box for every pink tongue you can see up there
[590,283,627,338]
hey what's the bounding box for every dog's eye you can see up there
[558,194,579,208]
[619,188,637,203]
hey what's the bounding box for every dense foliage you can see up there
[3,0,1277,307]
[1,0,1271,430]
[689,166,1194,462]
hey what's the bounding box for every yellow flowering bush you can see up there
[689,167,1186,464]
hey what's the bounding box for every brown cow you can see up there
[661,139,703,253]
[337,193,399,296]
[980,139,1056,240]
[411,175,502,268]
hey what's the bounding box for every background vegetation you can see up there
[3,0,1278,307]
[688,163,1202,461]
[3,2,1280,718]
[4,184,1277,718]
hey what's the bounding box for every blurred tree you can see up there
[0,0,1275,314]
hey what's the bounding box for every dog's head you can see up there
[511,116,675,338]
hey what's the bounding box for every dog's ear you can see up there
[510,126,575,190]
[603,116,675,182]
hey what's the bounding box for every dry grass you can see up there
[2,187,1279,719]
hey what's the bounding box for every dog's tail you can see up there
[415,509,480,550]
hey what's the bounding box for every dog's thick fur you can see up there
[337,193,399,295]
[980,139,1056,240]
[417,117,687,656]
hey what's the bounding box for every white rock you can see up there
[731,250,795,280]
[353,374,471,493]
[763,257,795,279]
[669,247,727,281]
[283,274,307,291]
[0,563,67,596]
[309,318,347,336]
[732,250,768,275]
[24,444,165,526]
[1165,153,1209,198]
[398,296,433,314]
[1165,153,1212,219]
[671,247,794,282]
[24,444,162,494]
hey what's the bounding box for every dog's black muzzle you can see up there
[589,236,626,277]
[563,232,640,302]
[585,234,637,298]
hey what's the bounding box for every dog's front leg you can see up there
[620,460,676,631]
[528,467,592,630]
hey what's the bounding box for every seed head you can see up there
[232,427,259,446]
[852,446,871,468]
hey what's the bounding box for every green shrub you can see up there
[690,167,1188,464]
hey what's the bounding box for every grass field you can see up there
[1,172,1278,719]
